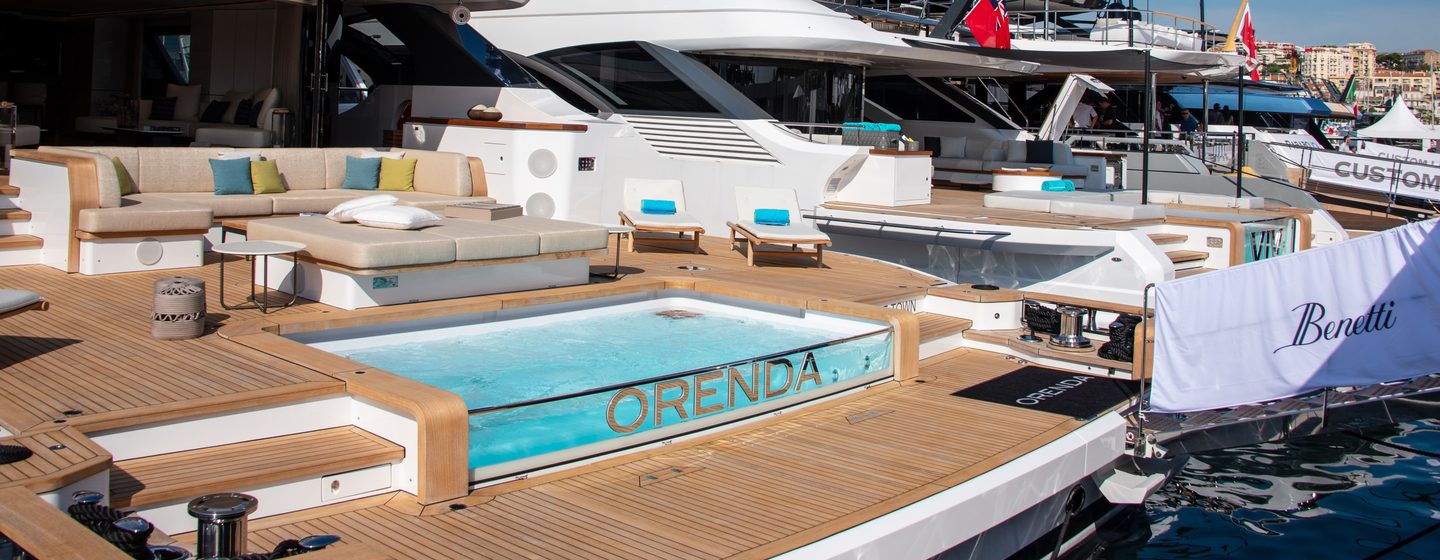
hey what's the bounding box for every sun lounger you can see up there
[0,290,47,319]
[618,178,705,253]
[726,186,831,267]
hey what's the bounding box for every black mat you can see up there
[951,366,1139,419]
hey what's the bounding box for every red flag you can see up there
[1237,1,1260,80]
[965,0,1011,50]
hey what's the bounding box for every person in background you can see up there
[1209,103,1224,125]
[1221,105,1235,125]
[1179,109,1201,133]
[1072,97,1098,129]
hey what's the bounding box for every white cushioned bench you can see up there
[245,215,609,309]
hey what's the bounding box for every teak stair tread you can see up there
[1166,250,1208,264]
[0,427,112,494]
[109,427,403,509]
[0,185,18,196]
[0,235,41,250]
[916,312,974,343]
[1146,233,1188,245]
[0,209,30,221]
[1175,267,1216,279]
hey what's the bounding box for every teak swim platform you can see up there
[0,236,1129,559]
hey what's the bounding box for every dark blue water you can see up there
[1091,419,1440,559]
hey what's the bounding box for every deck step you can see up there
[0,185,18,197]
[109,427,404,509]
[916,312,974,344]
[1166,250,1208,265]
[1147,233,1187,246]
[1175,267,1216,279]
[0,209,30,221]
[0,235,41,250]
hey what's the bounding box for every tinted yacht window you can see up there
[700,56,862,124]
[866,75,975,123]
[353,4,540,88]
[539,42,721,115]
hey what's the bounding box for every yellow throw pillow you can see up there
[112,156,135,196]
[378,157,417,192]
[251,160,286,194]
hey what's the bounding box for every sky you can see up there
[1144,0,1438,53]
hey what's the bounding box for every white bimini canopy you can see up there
[1356,97,1440,140]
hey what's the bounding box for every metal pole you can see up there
[1128,0,1136,47]
[1236,66,1246,197]
[1142,50,1153,204]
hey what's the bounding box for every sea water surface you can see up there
[1087,419,1440,559]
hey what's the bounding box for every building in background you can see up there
[1402,49,1440,71]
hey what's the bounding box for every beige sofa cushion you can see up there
[266,190,369,214]
[1050,199,1167,221]
[253,149,327,190]
[425,220,542,261]
[247,216,456,270]
[128,192,275,217]
[135,148,219,193]
[321,148,472,197]
[78,198,212,233]
[495,216,609,253]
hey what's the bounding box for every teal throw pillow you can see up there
[209,157,254,195]
[343,156,382,190]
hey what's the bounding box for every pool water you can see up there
[308,298,893,475]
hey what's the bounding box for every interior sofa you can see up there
[932,137,1100,188]
[12,146,494,275]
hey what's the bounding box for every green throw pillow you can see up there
[112,156,135,196]
[378,157,416,192]
[251,160,285,194]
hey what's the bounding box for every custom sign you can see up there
[1298,141,1440,203]
[1150,219,1440,413]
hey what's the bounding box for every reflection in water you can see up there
[1085,420,1440,559]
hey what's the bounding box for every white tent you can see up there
[1356,97,1440,140]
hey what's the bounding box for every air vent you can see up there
[623,115,779,164]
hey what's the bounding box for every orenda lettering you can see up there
[605,353,824,433]
[1273,301,1397,354]
[1015,375,1092,406]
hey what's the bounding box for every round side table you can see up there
[214,240,306,313]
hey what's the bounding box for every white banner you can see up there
[1150,219,1440,413]
[1298,142,1440,202]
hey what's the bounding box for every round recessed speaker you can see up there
[528,149,558,179]
[136,238,164,266]
[525,193,556,218]
[449,5,471,25]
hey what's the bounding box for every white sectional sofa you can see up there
[932,137,1097,187]
[11,146,495,275]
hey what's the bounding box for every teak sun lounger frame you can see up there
[619,212,704,254]
[0,294,47,320]
[726,222,830,267]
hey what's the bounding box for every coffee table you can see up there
[991,168,1064,192]
[214,240,306,313]
[103,126,187,147]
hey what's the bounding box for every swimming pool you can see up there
[290,291,894,481]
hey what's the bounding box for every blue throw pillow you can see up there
[209,158,254,195]
[640,199,676,215]
[342,156,382,190]
[232,99,255,127]
[149,97,178,120]
[754,208,790,226]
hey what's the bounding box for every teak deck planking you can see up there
[2,234,1092,558]
[224,350,1078,559]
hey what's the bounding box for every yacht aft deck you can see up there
[0,235,1126,559]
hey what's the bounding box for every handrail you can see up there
[466,327,891,416]
[803,213,1012,237]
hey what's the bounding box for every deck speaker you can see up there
[450,5,471,25]
[528,149,558,179]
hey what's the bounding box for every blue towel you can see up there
[753,209,790,226]
[1041,180,1076,192]
[640,199,676,215]
[842,121,902,132]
